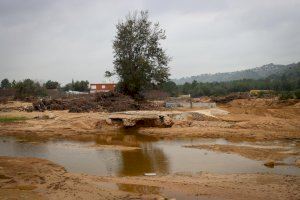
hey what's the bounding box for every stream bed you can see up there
[0,133,299,176]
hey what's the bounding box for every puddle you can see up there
[0,134,299,176]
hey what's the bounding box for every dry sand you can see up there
[1,99,300,142]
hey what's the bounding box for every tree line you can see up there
[160,63,300,99]
[0,78,89,99]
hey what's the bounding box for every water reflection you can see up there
[118,144,169,176]
[93,130,169,176]
[94,128,157,147]
[0,138,49,157]
[0,135,299,176]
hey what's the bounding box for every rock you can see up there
[105,118,112,125]
[123,119,136,127]
[161,115,174,127]
[264,160,275,168]
[173,120,192,127]
[34,113,55,120]
[48,113,56,119]
[109,112,174,128]
[25,106,34,112]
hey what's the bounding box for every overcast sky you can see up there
[1,0,300,84]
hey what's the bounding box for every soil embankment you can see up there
[1,99,299,141]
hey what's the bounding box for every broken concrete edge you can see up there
[95,109,229,129]
[109,114,173,128]
[114,111,221,127]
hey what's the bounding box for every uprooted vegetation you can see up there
[28,92,163,113]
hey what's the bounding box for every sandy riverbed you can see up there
[0,156,299,200]
[0,98,299,199]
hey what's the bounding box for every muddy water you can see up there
[101,182,207,200]
[0,134,299,176]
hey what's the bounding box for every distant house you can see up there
[90,83,116,93]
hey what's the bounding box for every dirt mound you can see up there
[211,93,250,104]
[228,98,300,108]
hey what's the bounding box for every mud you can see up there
[0,156,299,200]
[0,156,158,200]
[185,144,300,164]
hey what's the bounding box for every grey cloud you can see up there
[0,0,299,84]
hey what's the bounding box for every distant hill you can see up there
[173,62,299,84]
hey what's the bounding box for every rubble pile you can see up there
[30,98,100,113]
[211,92,250,104]
[108,111,174,128]
[94,92,138,112]
[28,92,163,113]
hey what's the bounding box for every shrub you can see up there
[294,89,300,99]
[279,91,294,100]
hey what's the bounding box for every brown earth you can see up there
[0,156,299,200]
[0,156,160,200]
[139,99,300,141]
[0,98,300,142]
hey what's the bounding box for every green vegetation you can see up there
[160,81,179,97]
[0,78,90,99]
[63,80,89,92]
[44,80,60,89]
[173,62,299,84]
[1,78,11,89]
[161,63,300,98]
[106,10,170,98]
[0,116,27,123]
[14,79,47,99]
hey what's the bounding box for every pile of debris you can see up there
[94,92,138,112]
[28,92,163,113]
[211,92,250,104]
[0,97,8,104]
[29,98,100,113]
